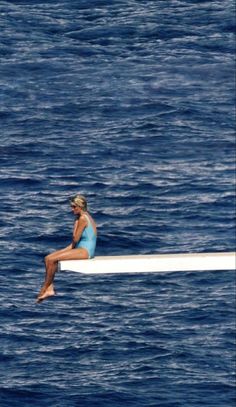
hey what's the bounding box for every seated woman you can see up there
[37,194,97,303]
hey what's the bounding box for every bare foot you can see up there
[36,285,55,303]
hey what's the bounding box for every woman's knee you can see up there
[45,254,55,265]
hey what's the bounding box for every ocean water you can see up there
[0,0,235,406]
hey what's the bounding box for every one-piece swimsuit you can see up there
[75,214,97,258]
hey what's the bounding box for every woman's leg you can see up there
[37,248,70,301]
[36,247,88,302]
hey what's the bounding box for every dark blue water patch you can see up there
[0,177,42,187]
[50,44,102,58]
[0,45,14,57]
[0,386,61,407]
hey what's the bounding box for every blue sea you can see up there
[0,0,235,406]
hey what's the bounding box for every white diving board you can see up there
[59,252,235,274]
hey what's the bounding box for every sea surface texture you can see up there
[0,1,235,406]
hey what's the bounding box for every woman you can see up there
[37,194,97,303]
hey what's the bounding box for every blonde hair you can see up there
[70,194,87,211]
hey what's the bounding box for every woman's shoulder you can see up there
[76,213,88,225]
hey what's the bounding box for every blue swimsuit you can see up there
[76,214,97,258]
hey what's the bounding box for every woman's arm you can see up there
[71,216,87,249]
